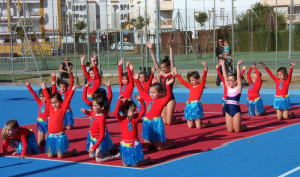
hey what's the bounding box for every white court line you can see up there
[278,166,300,177]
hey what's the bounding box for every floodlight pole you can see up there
[231,0,235,70]
[145,0,148,70]
[289,0,293,59]
[155,0,160,63]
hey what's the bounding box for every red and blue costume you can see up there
[114,99,146,166]
[43,87,75,154]
[247,67,265,116]
[2,127,39,156]
[175,70,207,120]
[119,65,134,100]
[26,85,50,133]
[264,66,293,110]
[134,78,171,143]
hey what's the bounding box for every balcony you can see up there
[285,14,300,24]
[154,1,174,12]
[261,0,300,7]
[161,19,173,29]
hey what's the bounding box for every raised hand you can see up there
[126,60,131,67]
[129,63,134,71]
[80,108,86,112]
[72,84,80,90]
[105,81,110,86]
[52,70,56,76]
[237,58,244,65]
[85,81,90,87]
[290,61,296,67]
[118,95,124,101]
[25,80,31,85]
[80,55,85,64]
[172,67,178,75]
[242,65,247,70]
[118,58,123,65]
[258,62,266,68]
[216,64,220,69]
[133,73,139,80]
[134,95,141,101]
[151,66,156,73]
[146,41,153,49]
[166,77,174,85]
[251,63,256,68]
[40,82,46,89]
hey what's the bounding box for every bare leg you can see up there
[134,157,156,167]
[161,106,167,124]
[195,119,213,129]
[232,112,247,133]
[282,110,296,119]
[65,126,74,130]
[225,113,234,132]
[276,110,283,120]
[89,143,95,158]
[164,100,182,125]
[187,120,194,128]
[96,152,120,163]
[154,141,176,151]
[47,147,56,158]
[57,149,78,159]
[38,132,46,146]
[143,140,155,150]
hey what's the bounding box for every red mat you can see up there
[2,103,300,168]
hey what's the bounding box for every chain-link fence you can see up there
[1,0,300,84]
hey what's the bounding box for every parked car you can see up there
[110,42,134,51]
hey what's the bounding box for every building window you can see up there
[120,5,123,10]
[209,10,214,19]
[121,14,123,20]
[220,8,225,20]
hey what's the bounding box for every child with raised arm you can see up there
[1,120,39,158]
[41,82,78,158]
[25,80,51,146]
[220,59,248,133]
[81,55,101,109]
[52,70,75,130]
[118,59,134,100]
[81,96,119,162]
[133,73,176,151]
[259,61,296,120]
[173,61,213,129]
[114,95,155,167]
[247,63,265,116]
[146,40,182,125]
[216,64,246,115]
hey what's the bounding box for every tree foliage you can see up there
[195,12,208,27]
[130,16,149,30]
[11,24,25,41]
[236,2,286,31]
[75,21,86,31]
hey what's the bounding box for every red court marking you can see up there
[1,103,300,168]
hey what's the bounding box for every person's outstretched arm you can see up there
[147,41,161,73]
[237,59,243,93]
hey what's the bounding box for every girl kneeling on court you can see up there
[259,61,296,120]
[173,62,213,129]
[220,59,248,133]
[133,73,176,151]
[1,120,39,158]
[41,82,78,158]
[246,63,265,116]
[114,95,155,167]
[83,95,120,162]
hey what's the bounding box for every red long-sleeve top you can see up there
[216,68,245,100]
[81,64,101,96]
[265,67,293,96]
[2,127,30,156]
[26,85,50,121]
[134,78,171,120]
[139,72,154,93]
[247,67,262,101]
[82,85,112,107]
[52,73,74,109]
[89,114,106,151]
[114,99,145,142]
[43,88,75,133]
[175,70,207,103]
[119,65,134,99]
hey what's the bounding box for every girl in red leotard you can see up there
[259,61,296,120]
[146,40,182,125]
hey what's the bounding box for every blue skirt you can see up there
[184,101,203,120]
[37,118,48,133]
[247,97,265,116]
[86,131,91,152]
[85,95,93,110]
[222,99,226,116]
[63,109,75,126]
[17,130,40,155]
[142,117,166,143]
[120,140,144,166]
[46,132,69,154]
[274,95,291,110]
[90,129,114,155]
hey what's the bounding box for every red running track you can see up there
[1,103,300,168]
